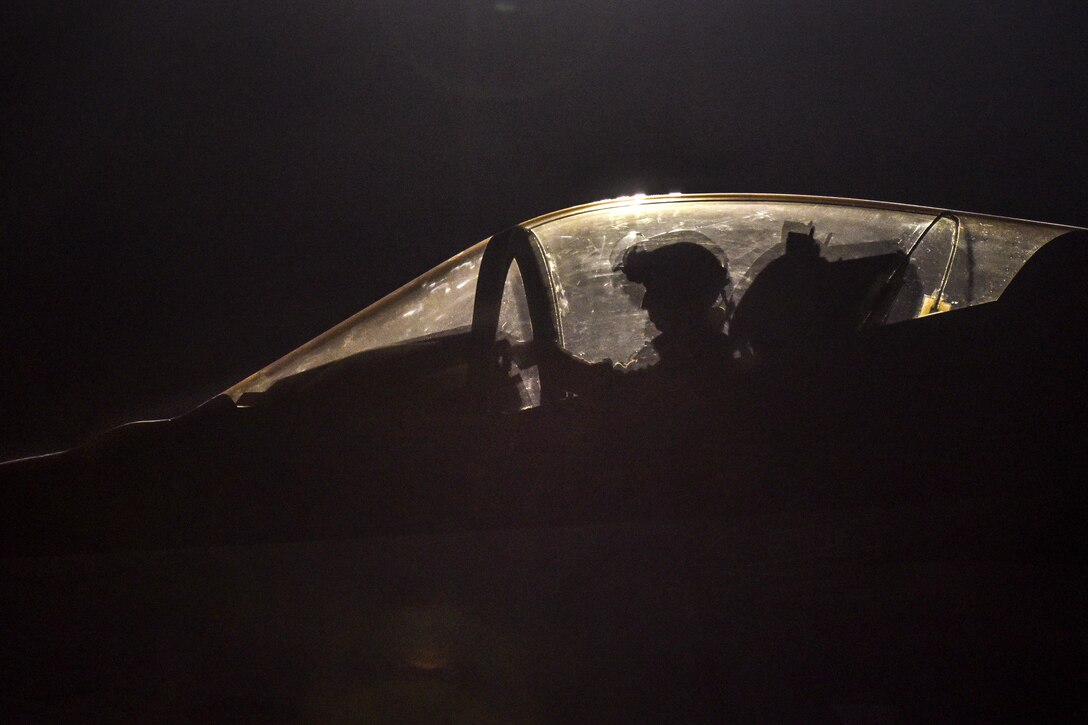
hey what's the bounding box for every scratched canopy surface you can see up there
[227,242,487,399]
[227,196,1071,400]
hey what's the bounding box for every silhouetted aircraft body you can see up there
[4,195,1086,721]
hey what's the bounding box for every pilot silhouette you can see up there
[620,233,733,373]
[512,231,734,400]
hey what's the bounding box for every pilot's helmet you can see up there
[615,230,731,305]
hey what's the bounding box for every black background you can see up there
[4,1,1087,458]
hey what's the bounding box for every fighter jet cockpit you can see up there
[226,194,1071,418]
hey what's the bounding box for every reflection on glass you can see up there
[228,242,486,399]
[531,201,934,365]
[497,261,540,409]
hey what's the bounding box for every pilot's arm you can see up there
[508,340,616,395]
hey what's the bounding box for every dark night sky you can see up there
[3,1,1087,458]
